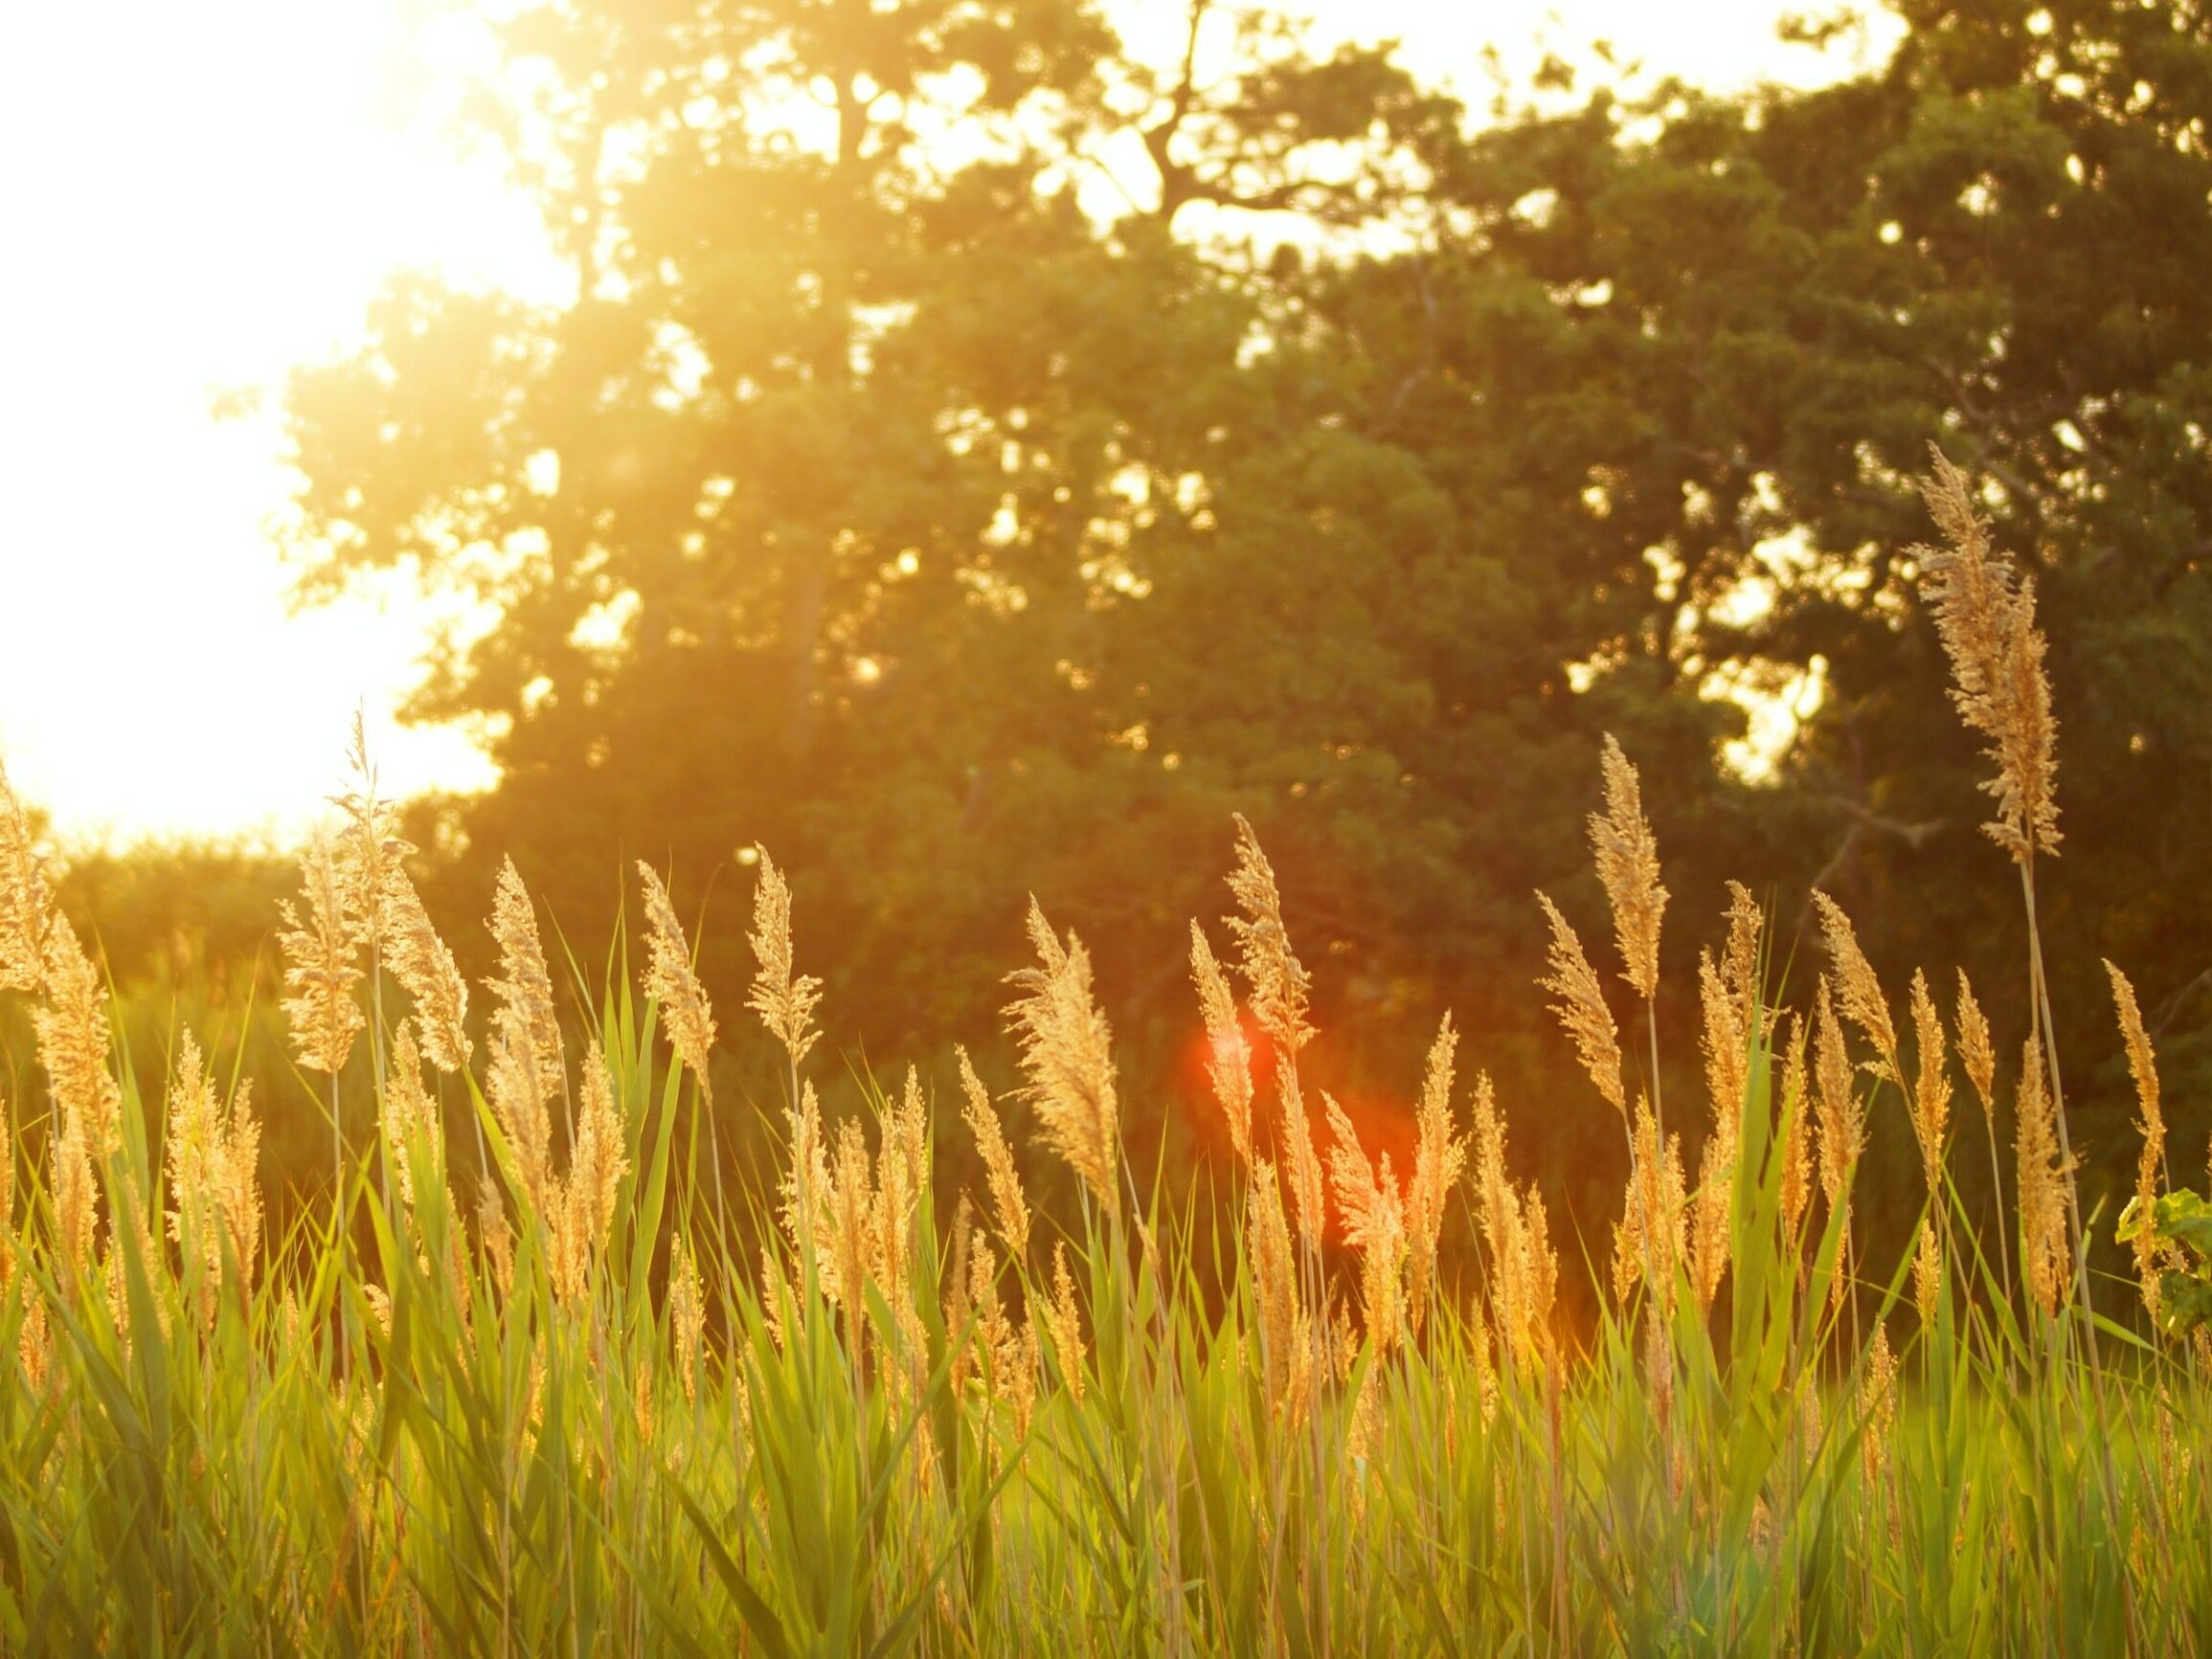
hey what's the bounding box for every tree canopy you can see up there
[278,0,2212,1220]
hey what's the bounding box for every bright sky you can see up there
[0,0,1899,845]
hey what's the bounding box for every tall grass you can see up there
[0,457,2204,1653]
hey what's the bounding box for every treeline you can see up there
[34,0,2212,1244]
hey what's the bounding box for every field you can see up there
[0,457,2205,1654]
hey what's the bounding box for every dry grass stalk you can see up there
[1590,734,1668,999]
[2106,961,2170,1317]
[1813,980,1862,1317]
[1862,1323,1899,1484]
[1907,972,1952,1190]
[1537,893,1625,1115]
[636,862,717,1100]
[1188,923,1253,1165]
[1004,899,1120,1222]
[1325,1092,1407,1353]
[1913,449,2061,863]
[487,858,562,1088]
[746,848,822,1071]
[279,830,365,1077]
[2015,1039,2069,1319]
[1721,881,1762,1017]
[1811,891,1897,1074]
[1404,1014,1466,1335]
[957,1046,1029,1262]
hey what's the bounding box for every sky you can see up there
[0,0,1901,845]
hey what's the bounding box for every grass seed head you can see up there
[1405,1013,1465,1334]
[957,1045,1029,1262]
[1914,448,2062,864]
[637,862,717,1100]
[487,857,562,1088]
[1003,899,1120,1222]
[1907,970,1952,1194]
[2014,1038,2070,1319]
[0,758,53,994]
[1224,815,1314,1058]
[1537,893,1626,1115]
[1954,970,1997,1115]
[279,830,365,1077]
[2106,960,2168,1315]
[1188,922,1253,1165]
[746,847,823,1071]
[1590,733,1668,1000]
[1811,891,1896,1071]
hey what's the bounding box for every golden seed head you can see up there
[1813,978,1863,1204]
[1246,1159,1302,1411]
[1188,922,1253,1165]
[1810,891,1896,1069]
[1325,1091,1407,1353]
[487,857,563,1089]
[1914,448,2062,864]
[1907,970,1952,1194]
[553,1041,626,1302]
[380,1020,441,1216]
[487,1012,553,1212]
[781,1080,832,1263]
[827,1119,872,1315]
[1776,1012,1812,1241]
[1046,1241,1085,1401]
[1954,970,1997,1115]
[1590,734,1668,1000]
[1004,898,1120,1222]
[279,830,365,1077]
[2106,960,2167,1315]
[0,757,53,995]
[35,911,121,1162]
[1721,881,1762,1017]
[957,1045,1030,1262]
[1224,815,1314,1059]
[745,847,823,1071]
[2014,1038,2070,1319]
[383,868,471,1073]
[1276,1064,1326,1257]
[1861,1322,1899,1483]
[1404,1013,1465,1335]
[1537,892,1626,1115]
[637,862,717,1100]
[669,1237,704,1404]
[1614,1095,1685,1313]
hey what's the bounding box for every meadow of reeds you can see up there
[0,453,2206,1654]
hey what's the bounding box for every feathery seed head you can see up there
[1537,892,1626,1115]
[380,1020,441,1217]
[1914,448,2062,863]
[279,830,365,1077]
[1907,971,1952,1194]
[1325,1091,1407,1352]
[1954,971,1997,1116]
[782,1081,832,1262]
[383,868,470,1073]
[2015,1039,2069,1319]
[1004,898,1120,1221]
[1246,1159,1302,1411]
[35,913,120,1165]
[670,1237,704,1404]
[487,1012,553,1211]
[1405,1013,1465,1334]
[957,1045,1029,1261]
[637,862,717,1100]
[1811,891,1896,1070]
[746,848,822,1070]
[2107,961,2168,1315]
[487,858,562,1088]
[1224,816,1314,1058]
[1188,922,1253,1164]
[1777,1012,1812,1242]
[1590,734,1668,999]
[1813,978,1863,1203]
[1046,1241,1085,1401]
[0,758,52,994]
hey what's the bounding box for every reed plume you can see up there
[1590,734,1667,999]
[1692,950,1743,1312]
[1246,1160,1304,1418]
[1046,1242,1085,1401]
[1613,1097,1684,1312]
[669,1237,703,1404]
[379,1020,441,1216]
[746,848,822,1071]
[279,830,365,1077]
[1777,1012,1812,1243]
[637,862,717,1100]
[552,1042,625,1302]
[1325,1091,1406,1353]
[2015,1039,2069,1319]
[1913,448,2061,863]
[1811,891,1896,1074]
[1537,893,1625,1114]
[781,1081,832,1264]
[0,758,50,994]
[2106,961,2170,1318]
[1954,971,1997,1116]
[1814,980,1862,1315]
[487,858,562,1089]
[486,1014,553,1211]
[1188,923,1253,1166]
[1907,972,1952,1317]
[957,1045,1029,1261]
[383,868,471,1073]
[35,912,120,1163]
[1004,899,1120,1222]
[1404,1014,1465,1335]
[1224,815,1312,1059]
